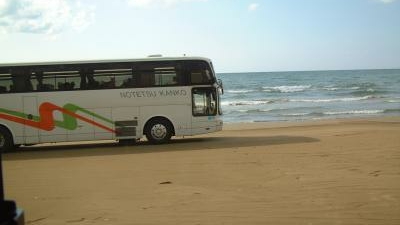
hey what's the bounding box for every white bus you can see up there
[0,56,223,152]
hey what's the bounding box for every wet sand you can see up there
[3,117,400,225]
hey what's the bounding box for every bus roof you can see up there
[0,56,212,68]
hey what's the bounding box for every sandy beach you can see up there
[3,117,400,225]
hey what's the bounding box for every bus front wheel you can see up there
[145,119,173,144]
[0,127,14,153]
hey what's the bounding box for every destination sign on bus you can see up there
[119,89,188,99]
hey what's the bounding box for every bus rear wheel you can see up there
[0,127,14,153]
[145,119,173,144]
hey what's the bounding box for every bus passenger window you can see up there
[121,78,135,88]
[41,74,55,91]
[93,68,133,89]
[0,73,12,93]
[56,72,80,91]
[134,61,182,87]
[0,85,7,93]
[186,61,214,85]
[34,72,43,91]
[99,77,115,89]
[123,70,139,88]
[139,71,155,87]
[113,72,132,88]
[154,67,178,86]
[87,73,99,89]
[57,81,76,91]
[10,69,33,92]
[80,69,99,89]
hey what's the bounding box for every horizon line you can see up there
[217,67,400,74]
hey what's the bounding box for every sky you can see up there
[0,0,399,73]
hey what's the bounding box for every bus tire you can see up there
[0,126,15,153]
[145,118,173,144]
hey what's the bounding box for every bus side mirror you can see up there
[217,79,224,95]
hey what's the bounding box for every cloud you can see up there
[0,0,95,35]
[248,3,259,11]
[126,0,207,8]
[377,0,397,3]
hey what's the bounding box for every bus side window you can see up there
[41,74,55,91]
[139,71,154,87]
[34,70,53,92]
[121,74,137,88]
[135,61,182,87]
[0,72,12,93]
[92,64,134,89]
[0,83,7,93]
[118,74,136,88]
[10,68,33,92]
[98,76,115,89]
[34,67,81,92]
[56,75,78,91]
[80,69,99,89]
[34,71,43,91]
[135,62,155,87]
[87,72,99,89]
[154,67,178,86]
[186,61,213,85]
[128,69,139,88]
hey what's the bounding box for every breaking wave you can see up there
[290,96,375,103]
[263,85,312,93]
[222,100,274,106]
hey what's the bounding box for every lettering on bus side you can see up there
[158,89,187,97]
[119,89,187,99]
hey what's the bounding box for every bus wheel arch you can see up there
[144,117,175,144]
[0,125,15,152]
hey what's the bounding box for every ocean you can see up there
[218,69,400,123]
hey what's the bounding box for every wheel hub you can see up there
[151,124,167,140]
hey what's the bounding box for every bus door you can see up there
[191,88,218,135]
[22,96,40,144]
